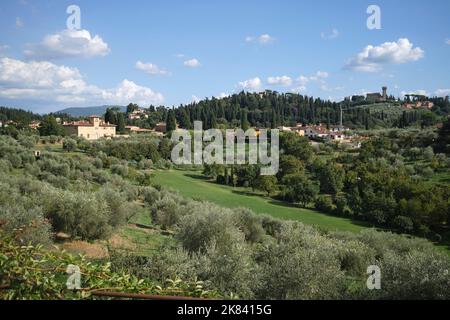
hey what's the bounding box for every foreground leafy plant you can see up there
[0,230,221,300]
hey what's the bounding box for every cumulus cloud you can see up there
[104,80,164,106]
[446,39,450,45]
[245,34,275,44]
[183,58,201,68]
[216,92,230,99]
[0,57,163,106]
[297,75,310,86]
[435,88,450,97]
[345,38,424,72]
[320,84,344,92]
[321,28,339,40]
[238,77,262,91]
[296,70,330,86]
[267,75,292,86]
[24,29,110,60]
[191,95,201,103]
[291,86,306,93]
[135,61,170,76]
[310,71,329,80]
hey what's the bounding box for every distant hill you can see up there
[55,105,126,117]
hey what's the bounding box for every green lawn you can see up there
[120,226,171,256]
[152,169,371,233]
[119,209,172,256]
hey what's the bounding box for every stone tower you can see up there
[382,86,387,100]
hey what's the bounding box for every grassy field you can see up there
[152,169,371,233]
[152,169,450,255]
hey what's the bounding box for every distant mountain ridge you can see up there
[55,105,126,117]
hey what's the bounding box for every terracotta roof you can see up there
[63,121,93,127]
[63,121,116,128]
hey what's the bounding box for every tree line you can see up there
[202,128,450,241]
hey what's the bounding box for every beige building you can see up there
[125,125,154,134]
[63,116,116,140]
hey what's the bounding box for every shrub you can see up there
[97,187,129,227]
[92,157,103,169]
[315,195,334,213]
[393,215,414,233]
[232,208,265,243]
[5,153,22,168]
[18,135,37,149]
[259,214,283,237]
[110,164,129,177]
[63,138,77,152]
[176,203,244,254]
[254,222,347,299]
[0,205,52,246]
[377,250,450,299]
[151,196,186,229]
[0,159,12,173]
[43,191,112,240]
[140,186,160,205]
[138,159,153,170]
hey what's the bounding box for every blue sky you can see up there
[0,0,449,113]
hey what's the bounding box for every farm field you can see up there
[153,169,371,233]
[153,169,450,255]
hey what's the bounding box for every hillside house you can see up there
[304,125,329,139]
[127,109,148,120]
[29,120,41,130]
[155,122,167,133]
[63,115,116,140]
[125,126,154,134]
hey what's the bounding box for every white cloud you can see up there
[174,53,185,58]
[16,17,24,28]
[0,57,163,107]
[258,34,274,44]
[183,58,201,68]
[104,80,164,106]
[267,75,292,86]
[345,38,424,72]
[320,84,344,92]
[295,71,329,89]
[24,29,110,59]
[445,39,450,45]
[136,61,170,76]
[245,34,275,44]
[191,95,201,103]
[238,77,262,91]
[297,75,310,86]
[321,28,339,40]
[0,58,82,88]
[216,92,230,99]
[435,89,450,97]
[310,71,329,80]
[291,86,306,93]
